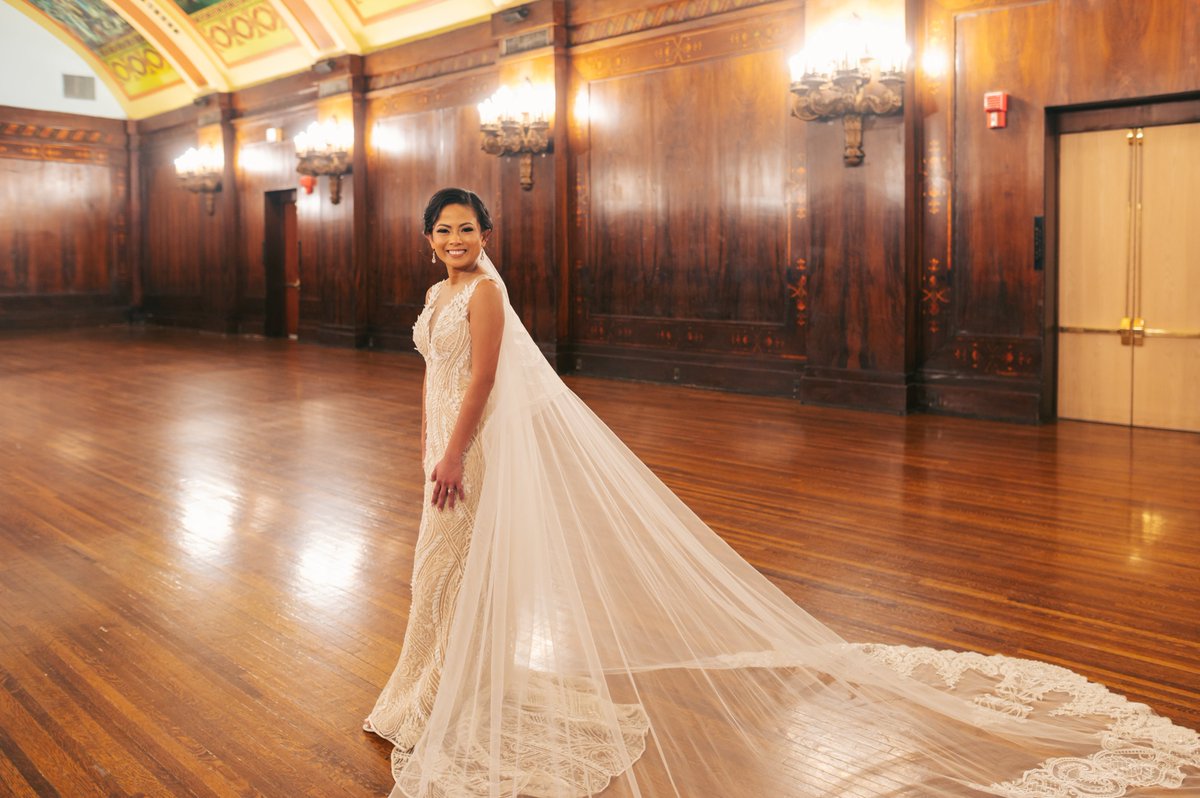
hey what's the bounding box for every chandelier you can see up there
[477,79,554,190]
[173,145,223,215]
[294,118,354,204]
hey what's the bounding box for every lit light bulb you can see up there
[921,49,948,79]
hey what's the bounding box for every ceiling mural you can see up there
[21,0,184,101]
[4,0,506,119]
[187,0,300,67]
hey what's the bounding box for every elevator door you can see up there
[1058,122,1200,433]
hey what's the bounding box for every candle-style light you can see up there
[477,78,554,190]
[173,144,223,215]
[294,117,354,204]
[788,21,907,166]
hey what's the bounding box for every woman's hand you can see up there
[430,453,464,510]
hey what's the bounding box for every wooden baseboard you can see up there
[317,323,368,348]
[914,376,1043,423]
[0,294,129,331]
[568,343,803,397]
[800,367,912,414]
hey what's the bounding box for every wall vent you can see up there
[63,74,95,101]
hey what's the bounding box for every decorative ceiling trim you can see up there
[7,0,196,118]
[294,0,365,53]
[107,0,216,89]
[3,0,516,117]
[273,0,345,55]
[124,0,238,89]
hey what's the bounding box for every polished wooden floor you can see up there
[1,327,1197,797]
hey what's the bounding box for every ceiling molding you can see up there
[106,0,221,91]
[3,0,512,118]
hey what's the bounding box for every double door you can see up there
[1058,122,1200,432]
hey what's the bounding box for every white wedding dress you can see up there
[368,254,1199,798]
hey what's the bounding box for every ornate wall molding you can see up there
[923,335,1041,379]
[574,16,788,80]
[569,0,781,47]
[368,49,497,94]
[369,71,496,117]
[0,143,111,164]
[0,122,119,147]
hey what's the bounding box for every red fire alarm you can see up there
[984,91,1009,129]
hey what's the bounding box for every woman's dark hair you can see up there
[422,188,493,235]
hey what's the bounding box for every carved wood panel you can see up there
[0,109,128,313]
[569,5,806,368]
[915,0,1200,416]
[366,73,501,348]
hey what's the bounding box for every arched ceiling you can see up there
[4,0,500,118]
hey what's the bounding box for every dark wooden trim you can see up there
[136,103,199,135]
[1050,93,1200,134]
[1041,108,1061,422]
[317,323,366,348]
[370,328,416,352]
[350,56,371,345]
[141,295,208,329]
[800,367,913,414]
[570,342,804,397]
[914,377,1042,423]
[0,295,128,331]
[0,105,127,142]
[366,22,497,92]
[233,71,320,118]
[126,120,144,310]
[217,94,242,335]
[567,0,784,46]
[904,0,925,378]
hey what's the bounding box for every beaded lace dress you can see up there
[370,255,1199,798]
[367,276,495,752]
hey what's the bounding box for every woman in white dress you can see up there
[366,187,1199,798]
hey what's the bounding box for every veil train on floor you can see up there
[386,252,1200,798]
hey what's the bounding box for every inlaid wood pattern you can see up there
[0,329,1196,795]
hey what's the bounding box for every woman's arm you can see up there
[430,279,504,510]
[419,285,433,463]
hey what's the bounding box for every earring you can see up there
[431,251,436,263]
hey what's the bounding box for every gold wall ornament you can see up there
[477,79,554,191]
[294,118,353,204]
[788,53,905,166]
[173,145,223,215]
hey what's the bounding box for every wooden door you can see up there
[1058,123,1200,433]
[282,199,299,339]
[1132,123,1200,432]
[264,189,299,339]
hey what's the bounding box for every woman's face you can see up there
[427,203,489,271]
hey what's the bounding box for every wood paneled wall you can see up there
[568,3,807,393]
[365,33,502,351]
[912,0,1200,420]
[0,107,130,330]
[9,0,1197,421]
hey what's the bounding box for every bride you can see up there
[364,187,1199,797]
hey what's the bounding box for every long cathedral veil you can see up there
[389,251,1199,797]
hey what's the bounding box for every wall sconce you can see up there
[173,145,223,215]
[477,79,554,190]
[788,41,905,166]
[294,118,353,204]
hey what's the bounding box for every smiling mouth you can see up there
[446,249,468,257]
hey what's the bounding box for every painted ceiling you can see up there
[5,0,500,118]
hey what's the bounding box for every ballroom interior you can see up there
[0,0,1197,795]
